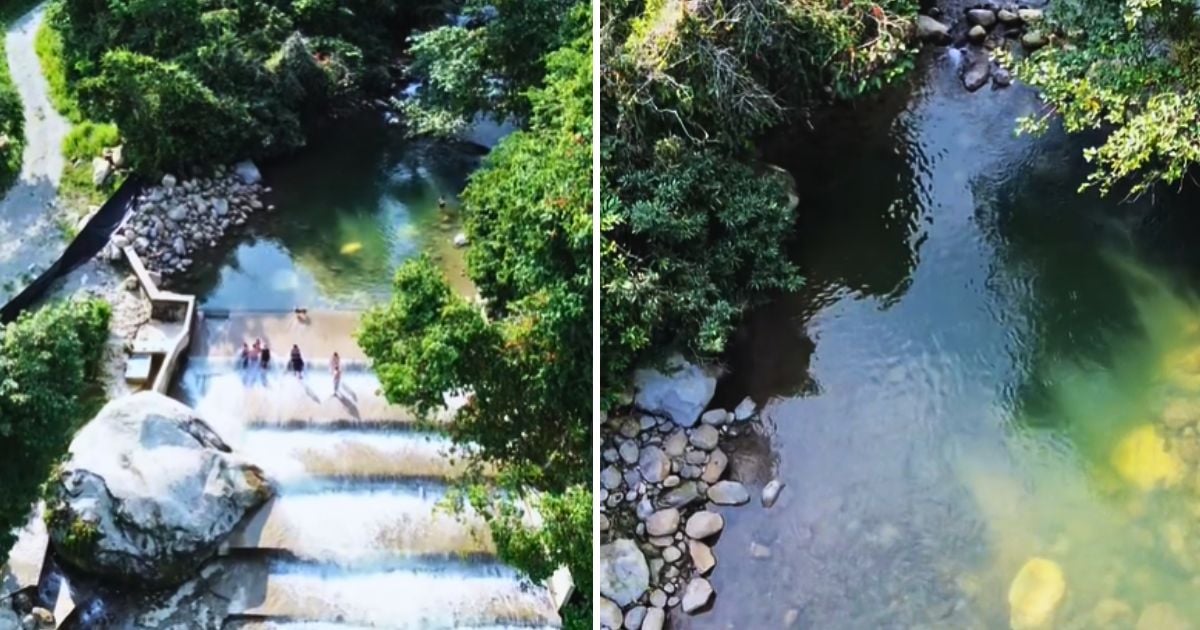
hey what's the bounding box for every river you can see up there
[681,27,1200,630]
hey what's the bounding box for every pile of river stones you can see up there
[916,4,1047,92]
[599,358,784,629]
[104,161,273,281]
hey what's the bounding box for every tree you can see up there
[0,299,111,556]
[1013,0,1200,197]
[599,0,916,396]
[358,8,592,623]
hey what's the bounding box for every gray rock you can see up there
[668,596,680,607]
[642,607,666,630]
[619,440,640,465]
[162,174,177,189]
[689,540,716,575]
[916,15,950,43]
[211,198,229,217]
[601,465,622,490]
[997,8,1020,24]
[680,464,701,480]
[701,448,728,484]
[663,430,688,457]
[598,597,623,629]
[662,546,682,563]
[689,425,720,451]
[962,54,991,91]
[111,145,126,168]
[662,475,681,488]
[91,157,113,187]
[0,606,18,630]
[645,509,681,537]
[636,497,655,520]
[681,577,714,613]
[650,590,667,608]
[750,541,772,559]
[707,480,750,505]
[1017,8,1043,23]
[685,511,724,539]
[993,67,1013,88]
[167,205,189,222]
[633,355,717,427]
[966,8,996,27]
[600,539,649,607]
[638,446,670,484]
[44,393,272,586]
[1021,29,1048,50]
[684,450,708,465]
[660,481,702,508]
[762,478,786,508]
[233,160,262,185]
[699,408,728,426]
[173,237,187,256]
[453,232,469,248]
[732,396,756,421]
[624,606,647,630]
[603,448,620,463]
[968,24,987,42]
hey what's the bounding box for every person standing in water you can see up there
[331,352,342,395]
[289,344,305,377]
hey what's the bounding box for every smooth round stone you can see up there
[685,450,708,465]
[707,480,750,505]
[689,540,716,575]
[662,475,681,488]
[689,425,720,450]
[967,8,996,27]
[663,546,682,562]
[699,408,728,425]
[601,466,622,490]
[750,541,772,559]
[638,446,671,484]
[598,597,623,629]
[664,430,688,456]
[680,464,701,479]
[668,596,680,607]
[645,509,681,537]
[681,577,714,613]
[623,606,647,630]
[685,511,724,539]
[968,24,987,42]
[701,448,728,484]
[650,590,667,607]
[762,479,786,508]
[619,440,640,464]
[619,418,641,438]
[642,607,666,630]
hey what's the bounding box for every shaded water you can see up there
[174,113,483,309]
[685,45,1200,629]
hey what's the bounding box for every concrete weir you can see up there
[174,310,564,628]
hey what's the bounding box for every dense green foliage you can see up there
[1014,0,1200,196]
[359,3,591,624]
[0,0,43,193]
[0,299,111,556]
[600,0,916,394]
[47,0,428,173]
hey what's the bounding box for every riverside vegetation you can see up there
[359,0,593,625]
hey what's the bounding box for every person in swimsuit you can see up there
[289,344,305,376]
[331,351,342,395]
[260,340,271,369]
[238,342,251,369]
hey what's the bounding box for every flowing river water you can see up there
[63,114,559,627]
[679,29,1200,630]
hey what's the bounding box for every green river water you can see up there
[681,36,1200,630]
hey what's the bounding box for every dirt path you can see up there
[0,3,69,305]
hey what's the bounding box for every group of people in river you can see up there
[237,338,343,395]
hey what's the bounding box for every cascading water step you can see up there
[240,428,470,485]
[224,488,496,562]
[224,561,560,628]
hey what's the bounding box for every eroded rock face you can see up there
[45,392,272,587]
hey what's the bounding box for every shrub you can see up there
[0,299,111,556]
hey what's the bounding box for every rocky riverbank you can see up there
[916,3,1047,91]
[103,161,273,282]
[599,357,781,629]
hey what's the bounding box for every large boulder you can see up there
[45,393,272,587]
[633,356,717,427]
[599,539,649,607]
[233,160,262,185]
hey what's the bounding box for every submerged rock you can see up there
[600,539,649,607]
[1111,424,1182,490]
[634,356,717,427]
[1008,557,1065,630]
[1136,603,1190,630]
[44,392,273,587]
[962,54,992,92]
[762,479,786,508]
